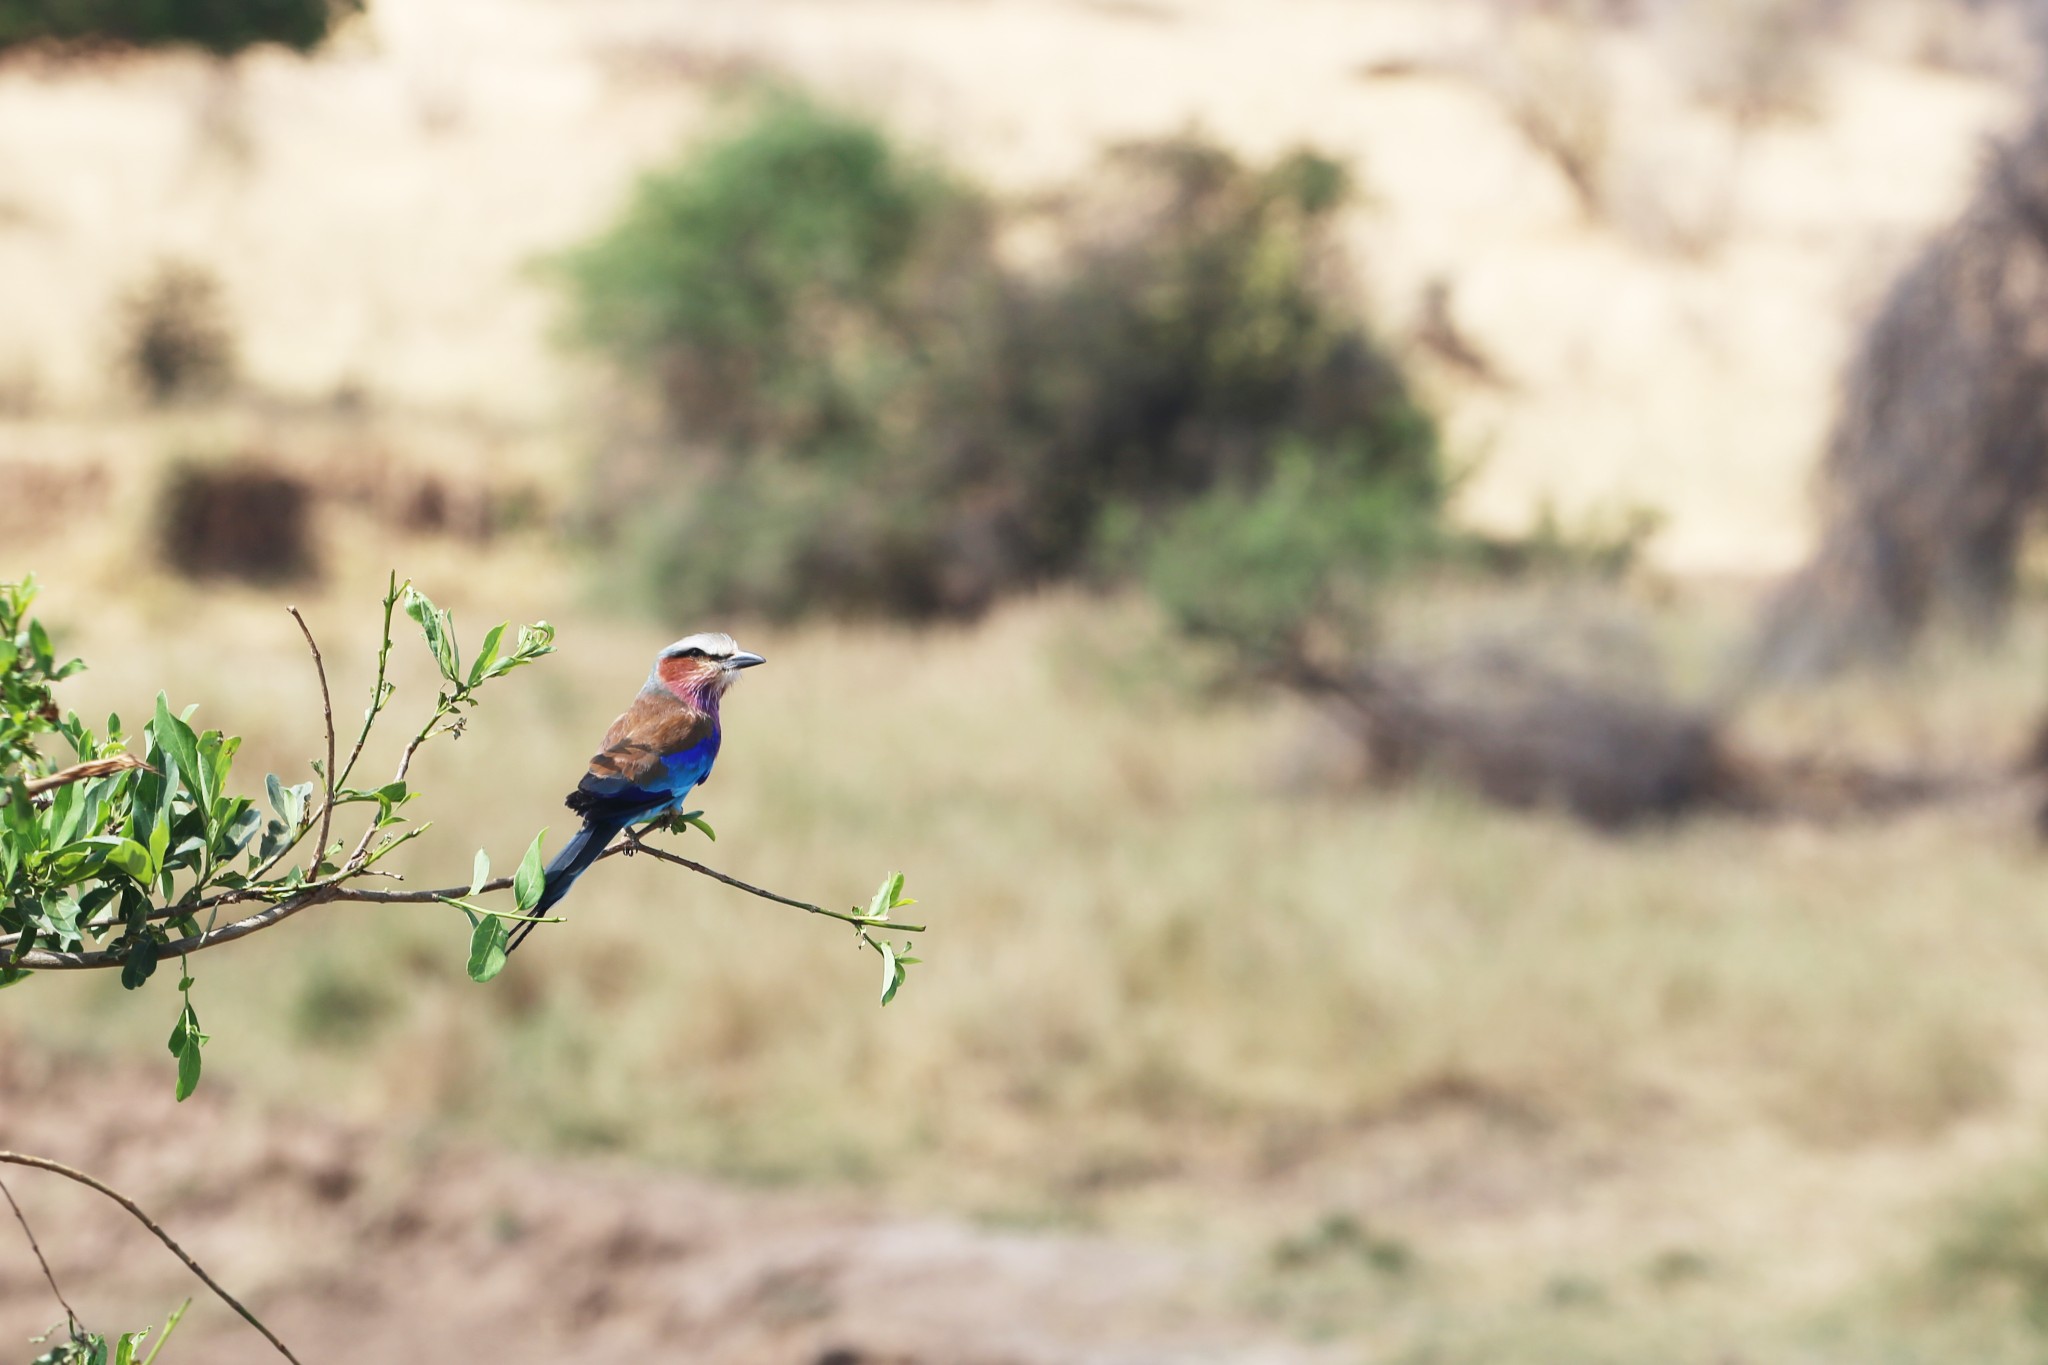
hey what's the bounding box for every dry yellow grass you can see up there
[7,2,2048,1354]
[13,533,2048,1355]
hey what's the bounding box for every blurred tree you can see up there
[0,0,360,55]
[1756,9,2048,676]
[557,91,1443,622]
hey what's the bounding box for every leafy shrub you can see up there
[0,576,79,776]
[0,575,919,1358]
[559,93,1441,621]
[1139,442,1437,669]
[0,572,921,1074]
[557,90,981,457]
[0,0,358,55]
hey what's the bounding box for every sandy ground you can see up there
[0,0,2023,573]
[0,1050,1335,1365]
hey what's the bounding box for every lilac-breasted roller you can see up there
[506,632,765,952]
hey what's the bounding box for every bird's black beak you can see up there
[728,651,766,670]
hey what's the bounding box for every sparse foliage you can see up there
[0,573,923,1099]
[25,1296,188,1365]
[0,572,921,1363]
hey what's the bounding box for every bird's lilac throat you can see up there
[655,655,732,711]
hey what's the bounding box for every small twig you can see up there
[623,831,928,932]
[341,699,447,873]
[0,1151,302,1365]
[0,754,152,808]
[333,574,401,795]
[0,1173,81,1341]
[288,606,337,881]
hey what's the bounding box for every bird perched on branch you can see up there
[507,632,765,952]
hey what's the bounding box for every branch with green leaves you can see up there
[0,573,925,1102]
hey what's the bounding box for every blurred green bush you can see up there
[0,0,358,54]
[558,91,1443,625]
[1928,1153,2048,1333]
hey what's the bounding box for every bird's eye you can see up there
[680,647,705,659]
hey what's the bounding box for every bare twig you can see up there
[0,1151,302,1364]
[1,1173,81,1341]
[334,574,401,794]
[341,701,444,874]
[622,831,928,932]
[0,754,152,806]
[288,606,337,881]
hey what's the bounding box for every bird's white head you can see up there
[648,631,766,705]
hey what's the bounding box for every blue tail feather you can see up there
[506,810,633,953]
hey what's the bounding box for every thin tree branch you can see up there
[6,886,343,969]
[1,1173,81,1341]
[621,832,928,932]
[288,606,337,882]
[0,1151,302,1365]
[1,838,920,968]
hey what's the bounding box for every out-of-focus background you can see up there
[14,0,2048,1359]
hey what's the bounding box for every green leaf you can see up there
[253,818,292,866]
[370,779,410,824]
[169,999,206,1100]
[403,587,460,682]
[218,804,263,858]
[868,871,905,921]
[102,838,155,883]
[150,693,202,804]
[513,829,548,914]
[879,940,904,1006]
[37,896,78,944]
[470,848,490,897]
[175,1033,203,1101]
[137,1300,189,1365]
[121,936,159,990]
[466,913,508,983]
[466,622,506,688]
